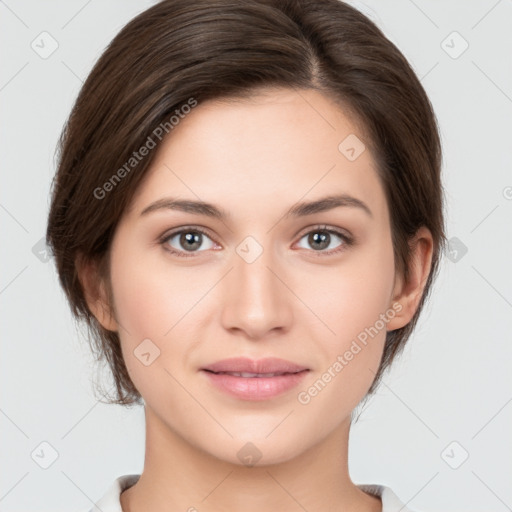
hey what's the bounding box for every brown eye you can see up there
[306,231,332,251]
[161,228,216,256]
[296,226,353,255]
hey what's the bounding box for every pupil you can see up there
[309,231,329,250]
[181,232,201,251]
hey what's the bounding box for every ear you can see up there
[76,253,118,332]
[386,226,434,331]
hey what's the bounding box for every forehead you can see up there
[126,87,387,222]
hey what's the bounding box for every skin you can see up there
[80,87,433,512]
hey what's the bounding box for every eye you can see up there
[295,225,353,255]
[159,224,354,258]
[160,227,218,257]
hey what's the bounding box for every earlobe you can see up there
[386,227,434,332]
[76,253,118,332]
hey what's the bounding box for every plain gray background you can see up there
[1,1,511,511]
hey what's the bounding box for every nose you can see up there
[220,241,294,340]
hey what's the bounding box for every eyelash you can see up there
[159,224,354,258]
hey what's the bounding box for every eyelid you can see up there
[294,223,352,241]
[159,225,219,248]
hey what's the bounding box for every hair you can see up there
[46,0,447,406]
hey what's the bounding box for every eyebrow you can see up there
[139,194,373,220]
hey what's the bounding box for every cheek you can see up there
[305,237,395,386]
[110,240,205,337]
[108,246,202,384]
[312,241,395,337]
[290,248,396,431]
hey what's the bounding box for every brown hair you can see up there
[46,0,447,406]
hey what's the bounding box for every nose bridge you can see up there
[220,234,292,337]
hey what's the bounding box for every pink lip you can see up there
[201,370,309,400]
[200,357,310,401]
[201,357,309,374]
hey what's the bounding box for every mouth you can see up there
[201,356,309,375]
[201,368,310,400]
[203,370,306,378]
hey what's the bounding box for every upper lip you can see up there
[201,357,309,374]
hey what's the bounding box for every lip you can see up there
[201,357,309,374]
[200,357,310,401]
[201,370,309,400]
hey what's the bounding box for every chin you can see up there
[205,435,308,468]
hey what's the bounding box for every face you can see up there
[96,87,407,465]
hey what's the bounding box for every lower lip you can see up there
[201,370,309,400]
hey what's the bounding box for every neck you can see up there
[120,405,381,512]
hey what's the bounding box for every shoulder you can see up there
[357,482,419,512]
[83,474,140,512]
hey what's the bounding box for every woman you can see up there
[46,1,446,510]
